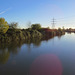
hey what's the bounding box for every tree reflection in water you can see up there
[0,35,62,64]
[0,51,9,64]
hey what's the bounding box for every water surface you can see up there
[0,33,75,75]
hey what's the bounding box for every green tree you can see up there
[69,28,72,30]
[31,24,41,30]
[0,18,9,34]
[58,27,62,32]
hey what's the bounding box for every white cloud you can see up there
[0,8,11,15]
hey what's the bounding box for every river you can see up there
[0,33,75,75]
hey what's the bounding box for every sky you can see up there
[0,0,75,28]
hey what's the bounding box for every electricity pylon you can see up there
[51,18,56,29]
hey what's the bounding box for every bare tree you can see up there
[9,22,18,29]
[26,21,31,28]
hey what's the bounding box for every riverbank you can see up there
[0,28,65,43]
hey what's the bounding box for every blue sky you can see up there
[0,0,75,28]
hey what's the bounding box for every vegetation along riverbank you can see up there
[0,18,65,43]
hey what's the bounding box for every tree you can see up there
[47,27,50,29]
[58,28,62,32]
[31,24,41,30]
[26,21,31,28]
[0,18,9,34]
[62,26,65,31]
[69,28,72,30]
[9,22,18,29]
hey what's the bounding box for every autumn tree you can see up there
[0,18,9,34]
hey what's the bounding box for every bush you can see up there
[31,30,42,38]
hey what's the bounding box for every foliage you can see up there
[31,30,42,38]
[9,22,18,29]
[58,28,62,32]
[31,24,41,30]
[0,18,9,34]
